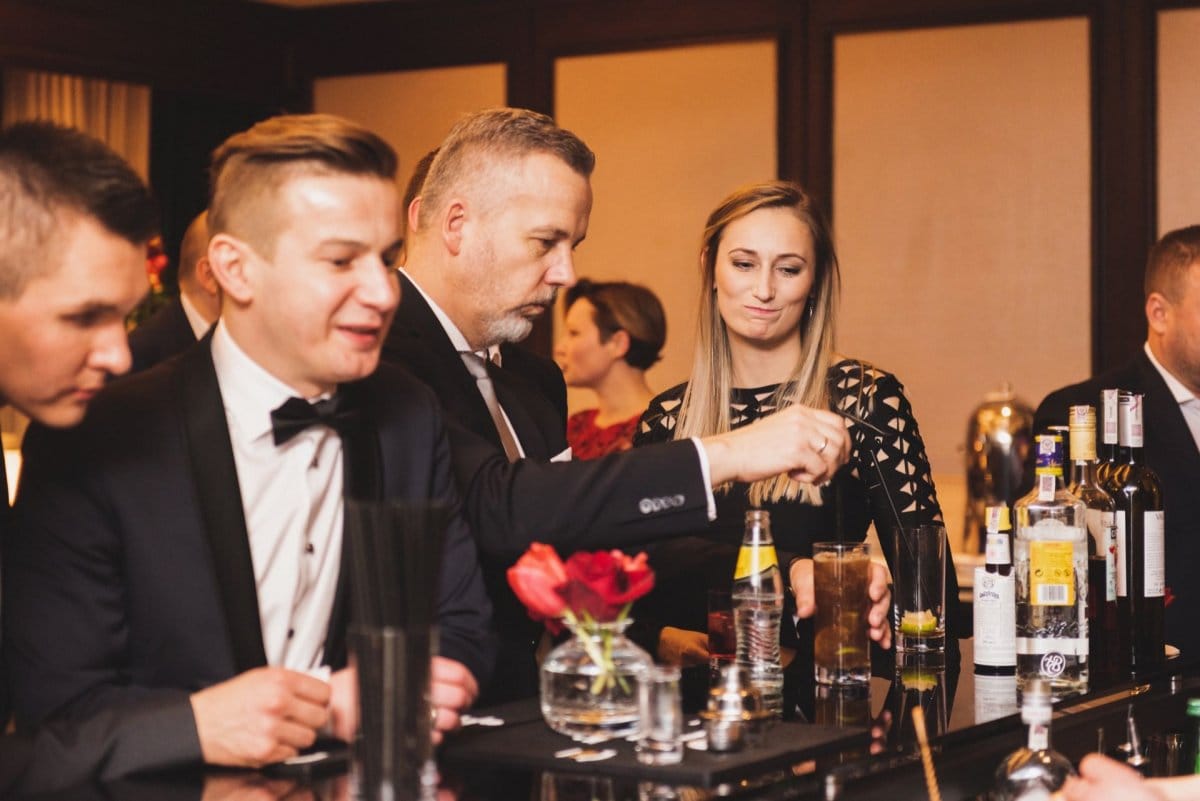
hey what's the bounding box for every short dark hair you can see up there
[565,278,666,370]
[0,121,157,298]
[208,113,398,255]
[1145,224,1200,301]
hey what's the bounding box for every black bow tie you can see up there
[270,395,357,446]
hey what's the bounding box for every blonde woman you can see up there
[633,181,961,667]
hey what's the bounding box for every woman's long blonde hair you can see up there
[673,181,841,505]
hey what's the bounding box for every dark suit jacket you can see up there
[383,274,712,701]
[3,337,493,730]
[127,297,199,374]
[1035,350,1200,659]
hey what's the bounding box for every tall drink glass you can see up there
[813,542,872,685]
[894,524,947,653]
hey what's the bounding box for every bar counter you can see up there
[16,640,1197,801]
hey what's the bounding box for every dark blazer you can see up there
[1034,349,1200,659]
[127,297,200,374]
[383,274,712,701]
[3,337,493,729]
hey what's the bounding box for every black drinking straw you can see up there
[840,411,938,621]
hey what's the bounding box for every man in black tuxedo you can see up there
[0,122,201,793]
[1035,225,1200,659]
[127,210,220,372]
[5,115,491,771]
[386,108,884,703]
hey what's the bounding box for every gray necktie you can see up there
[460,351,521,462]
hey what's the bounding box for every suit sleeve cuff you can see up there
[689,437,717,521]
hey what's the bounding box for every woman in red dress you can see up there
[554,279,666,459]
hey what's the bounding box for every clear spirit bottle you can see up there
[992,679,1077,800]
[1014,434,1088,698]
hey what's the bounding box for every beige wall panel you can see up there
[313,64,506,189]
[1158,9,1200,235]
[556,41,777,413]
[834,19,1090,545]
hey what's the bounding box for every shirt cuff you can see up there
[689,437,717,521]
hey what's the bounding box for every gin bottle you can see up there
[1066,405,1119,682]
[1112,393,1165,675]
[1014,434,1088,697]
[974,505,1016,675]
[992,679,1076,800]
[733,509,784,717]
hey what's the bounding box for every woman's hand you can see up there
[657,627,710,667]
[791,558,892,650]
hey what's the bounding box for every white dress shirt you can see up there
[211,321,343,670]
[1144,342,1200,452]
[179,291,212,340]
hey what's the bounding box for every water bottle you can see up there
[733,509,784,717]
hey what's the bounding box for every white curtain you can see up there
[1,67,151,179]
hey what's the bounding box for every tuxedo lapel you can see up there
[487,360,556,460]
[323,381,383,666]
[176,341,268,672]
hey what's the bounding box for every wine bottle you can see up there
[1066,405,1120,683]
[1095,389,1121,488]
[974,505,1016,675]
[1113,393,1165,675]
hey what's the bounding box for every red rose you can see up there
[507,543,568,624]
[562,549,656,622]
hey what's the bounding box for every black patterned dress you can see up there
[632,358,967,654]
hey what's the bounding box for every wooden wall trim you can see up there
[0,0,295,100]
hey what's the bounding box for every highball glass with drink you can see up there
[894,524,947,653]
[813,542,872,685]
[706,589,736,668]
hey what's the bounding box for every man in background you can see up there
[128,210,220,371]
[1035,225,1200,658]
[0,121,198,793]
[387,107,884,703]
[5,114,490,774]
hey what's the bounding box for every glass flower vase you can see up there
[540,618,653,741]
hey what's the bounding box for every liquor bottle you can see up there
[1014,434,1088,697]
[1095,389,1121,488]
[732,509,784,717]
[1187,698,1200,774]
[974,505,1016,675]
[1112,393,1165,675]
[991,679,1076,800]
[1066,405,1120,682]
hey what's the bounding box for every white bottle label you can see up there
[1144,510,1165,598]
[1085,508,1117,602]
[1115,510,1127,597]
[974,674,1018,725]
[986,533,1011,565]
[974,567,1016,667]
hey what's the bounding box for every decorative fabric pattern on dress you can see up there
[827,359,942,524]
[636,358,943,525]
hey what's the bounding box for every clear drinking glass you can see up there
[636,665,684,765]
[894,525,947,653]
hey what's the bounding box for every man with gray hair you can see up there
[386,107,887,703]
